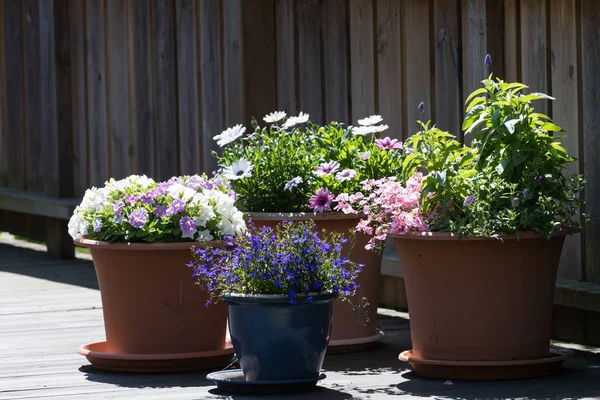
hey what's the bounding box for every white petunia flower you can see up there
[358,115,383,126]
[196,229,214,241]
[263,111,287,124]
[352,124,389,136]
[283,112,310,129]
[335,169,358,182]
[213,124,246,147]
[222,158,253,180]
[284,176,303,191]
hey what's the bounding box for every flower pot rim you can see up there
[73,236,222,251]
[388,229,576,241]
[221,291,337,304]
[244,211,363,221]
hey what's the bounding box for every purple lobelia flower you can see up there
[179,216,197,239]
[309,188,334,213]
[463,194,476,207]
[166,199,185,216]
[113,200,125,216]
[129,208,149,229]
[375,137,403,150]
[313,161,340,177]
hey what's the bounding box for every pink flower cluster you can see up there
[335,173,428,250]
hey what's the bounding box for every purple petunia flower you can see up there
[166,199,185,216]
[93,218,102,233]
[463,194,476,207]
[126,194,139,204]
[179,216,197,239]
[129,208,149,229]
[309,188,334,213]
[512,198,520,208]
[313,161,341,177]
[523,188,533,200]
[185,175,205,190]
[153,205,167,217]
[139,192,154,204]
[113,200,125,216]
[375,137,403,150]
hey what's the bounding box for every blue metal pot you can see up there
[222,292,336,382]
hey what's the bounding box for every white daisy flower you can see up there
[222,158,253,180]
[263,111,287,124]
[351,124,389,136]
[284,176,303,191]
[335,169,358,182]
[358,115,383,126]
[213,124,246,147]
[283,112,310,129]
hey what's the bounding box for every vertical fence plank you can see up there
[223,0,244,127]
[433,0,461,137]
[242,0,276,123]
[23,0,44,193]
[461,0,487,143]
[581,0,600,283]
[322,0,349,124]
[376,0,402,139]
[402,0,431,139]
[153,0,178,180]
[275,0,296,116]
[551,0,581,280]
[175,0,200,175]
[69,0,88,196]
[85,0,109,186]
[520,0,548,114]
[503,0,520,82]
[129,0,154,178]
[199,0,223,174]
[349,0,375,124]
[106,0,131,180]
[297,0,323,123]
[485,0,504,79]
[1,0,26,190]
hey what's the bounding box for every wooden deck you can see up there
[1,236,600,400]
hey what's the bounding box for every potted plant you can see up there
[192,221,363,388]
[211,112,404,351]
[340,60,588,379]
[69,174,246,372]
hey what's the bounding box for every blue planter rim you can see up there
[221,292,337,305]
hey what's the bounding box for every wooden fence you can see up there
[0,0,599,337]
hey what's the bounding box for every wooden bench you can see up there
[0,187,79,258]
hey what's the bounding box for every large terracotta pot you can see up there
[390,231,566,364]
[75,238,229,355]
[246,212,382,352]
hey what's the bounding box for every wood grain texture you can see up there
[581,0,600,284]
[199,0,223,174]
[520,0,548,114]
[402,0,431,139]
[376,0,402,139]
[322,0,349,124]
[85,0,110,186]
[550,0,582,280]
[152,0,178,180]
[275,0,297,115]
[432,0,462,137]
[106,0,131,180]
[297,0,323,123]
[349,0,375,123]
[128,0,155,177]
[503,0,520,82]
[175,0,200,175]
[223,0,244,127]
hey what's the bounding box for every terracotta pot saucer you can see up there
[399,346,574,380]
[206,369,326,394]
[77,341,235,373]
[327,330,384,354]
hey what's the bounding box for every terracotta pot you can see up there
[75,238,229,355]
[390,231,566,362]
[246,212,382,351]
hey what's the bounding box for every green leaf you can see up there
[519,92,556,102]
[540,122,564,132]
[465,87,487,105]
[504,118,520,134]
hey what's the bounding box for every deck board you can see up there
[1,239,600,399]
